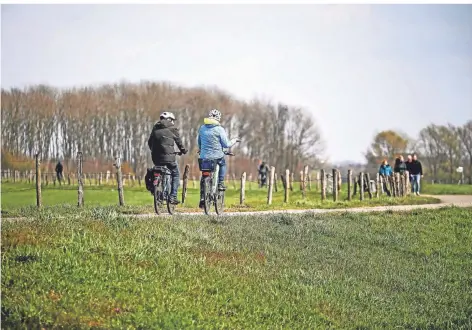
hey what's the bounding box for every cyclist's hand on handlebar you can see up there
[230,137,241,145]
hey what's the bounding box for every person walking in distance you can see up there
[258,161,270,188]
[405,154,413,185]
[55,160,64,185]
[378,159,393,197]
[393,155,407,175]
[408,153,423,195]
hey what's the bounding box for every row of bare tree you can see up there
[1,82,324,176]
[365,121,472,184]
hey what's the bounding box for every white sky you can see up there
[1,4,471,162]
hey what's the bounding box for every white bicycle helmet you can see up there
[208,109,222,122]
[160,111,176,121]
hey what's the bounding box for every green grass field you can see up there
[1,181,440,216]
[421,182,472,195]
[2,207,472,329]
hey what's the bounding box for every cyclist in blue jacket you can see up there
[197,109,240,208]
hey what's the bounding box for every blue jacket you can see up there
[197,118,236,159]
[379,164,393,176]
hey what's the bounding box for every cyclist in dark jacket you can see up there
[147,111,187,204]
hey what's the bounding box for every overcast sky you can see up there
[1,4,471,163]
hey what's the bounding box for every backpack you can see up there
[145,168,154,192]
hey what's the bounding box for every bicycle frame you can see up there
[211,164,220,195]
[153,170,171,200]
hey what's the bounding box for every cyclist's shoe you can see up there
[218,183,227,191]
[199,199,205,209]
[169,196,180,205]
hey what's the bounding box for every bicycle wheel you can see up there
[153,179,162,215]
[166,175,176,215]
[215,189,225,215]
[203,177,212,215]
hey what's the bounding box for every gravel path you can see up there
[2,195,471,222]
[135,194,472,218]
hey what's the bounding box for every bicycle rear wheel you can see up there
[153,181,162,215]
[203,177,212,215]
[166,176,176,215]
[215,189,225,215]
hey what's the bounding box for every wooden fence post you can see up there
[308,173,312,190]
[299,170,304,192]
[332,169,338,202]
[290,172,294,191]
[114,157,125,206]
[347,169,352,201]
[267,167,275,205]
[399,172,405,197]
[316,171,320,191]
[337,169,342,193]
[303,165,309,198]
[248,173,253,191]
[365,173,373,199]
[353,175,358,196]
[182,164,190,204]
[390,176,396,197]
[283,169,290,203]
[359,172,364,201]
[321,169,326,201]
[106,170,110,184]
[404,171,410,195]
[395,174,399,197]
[375,173,380,198]
[240,172,246,205]
[35,154,42,208]
[274,173,278,192]
[77,152,84,207]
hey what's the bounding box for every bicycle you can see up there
[199,151,234,215]
[150,152,182,215]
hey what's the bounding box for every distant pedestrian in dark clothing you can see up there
[378,159,392,196]
[408,154,423,195]
[258,161,270,188]
[55,161,63,184]
[394,155,407,174]
[405,154,413,181]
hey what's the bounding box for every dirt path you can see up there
[136,195,472,218]
[3,195,472,222]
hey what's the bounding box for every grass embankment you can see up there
[2,207,472,328]
[1,182,440,217]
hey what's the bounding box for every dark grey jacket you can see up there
[147,120,185,164]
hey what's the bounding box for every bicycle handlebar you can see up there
[196,151,235,156]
